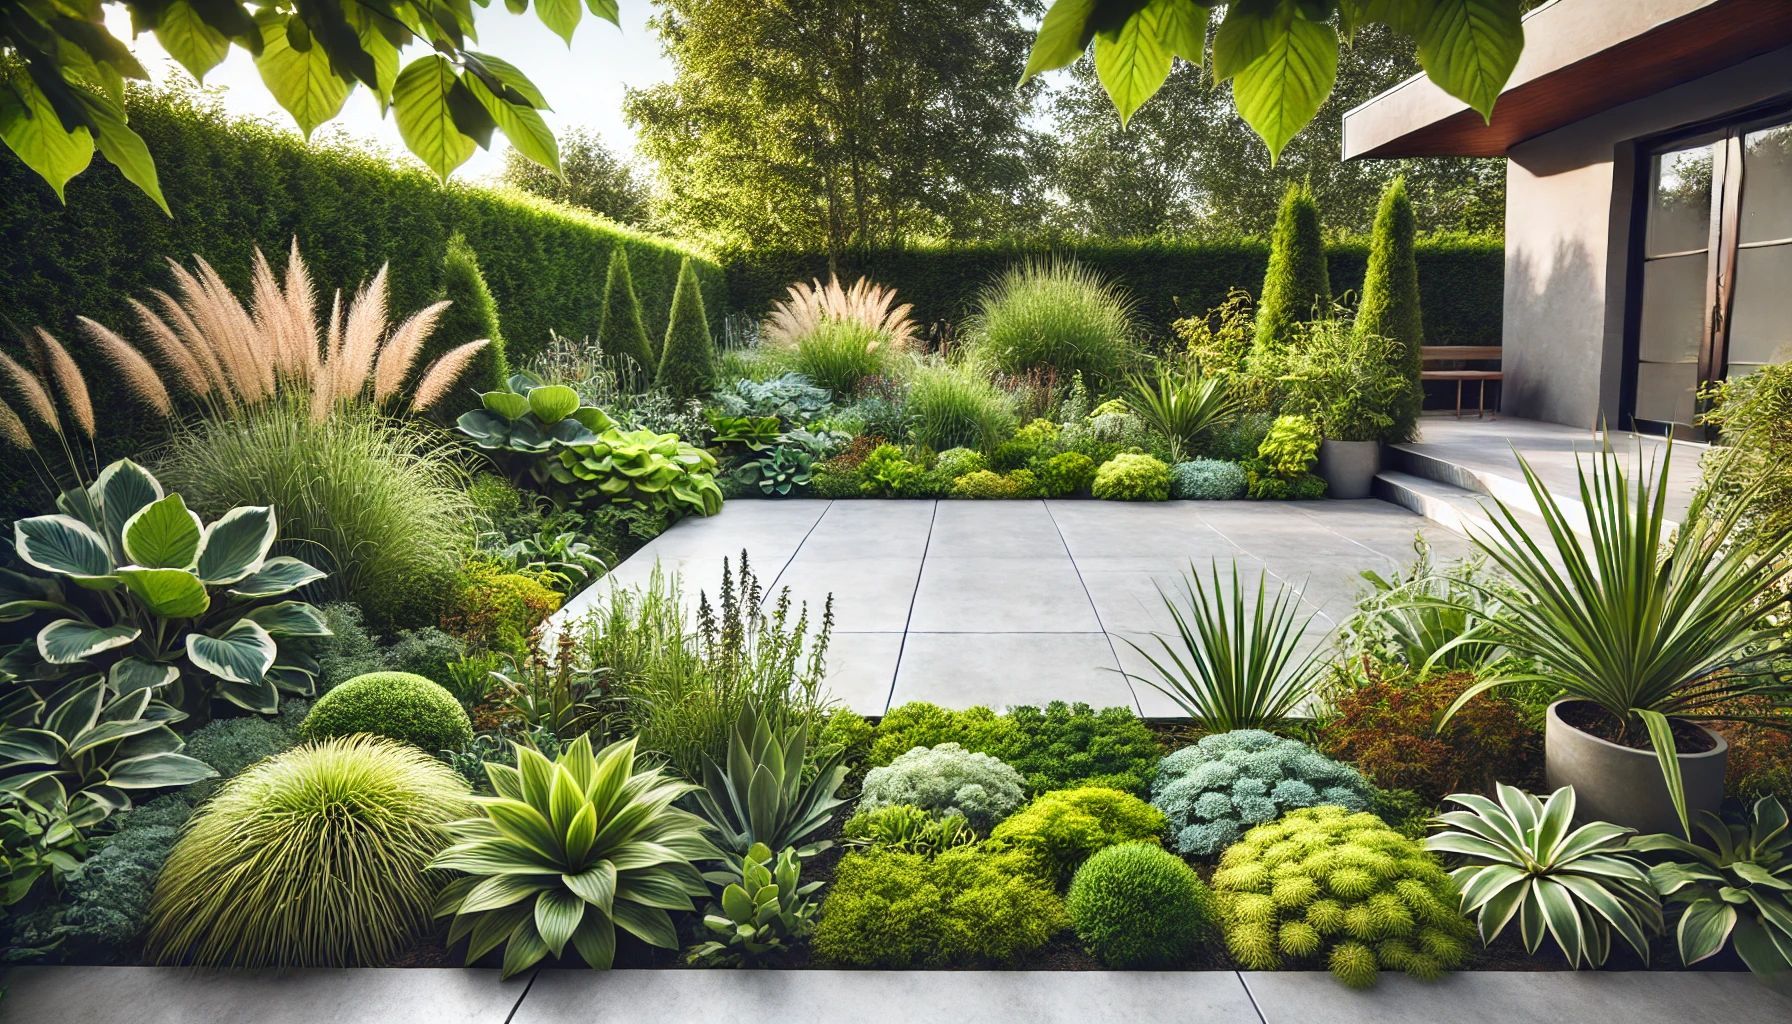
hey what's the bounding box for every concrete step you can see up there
[1372,469,1559,544]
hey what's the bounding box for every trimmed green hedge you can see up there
[726,235,1503,347]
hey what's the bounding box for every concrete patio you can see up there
[550,498,1474,717]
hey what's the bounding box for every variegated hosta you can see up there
[431,735,717,978]
[455,371,617,488]
[1426,784,1662,968]
[1631,796,1792,976]
[1,459,330,717]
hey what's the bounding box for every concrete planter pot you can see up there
[1317,440,1380,499]
[1544,700,1727,835]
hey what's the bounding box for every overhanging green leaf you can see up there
[1414,0,1524,123]
[394,54,477,181]
[155,1,232,82]
[252,10,352,138]
[1023,0,1099,83]
[1230,9,1338,163]
[0,69,95,204]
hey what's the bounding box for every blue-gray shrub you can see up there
[1171,460,1247,500]
[1150,730,1370,857]
[858,743,1027,832]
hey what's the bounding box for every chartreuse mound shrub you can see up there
[145,736,470,967]
[1152,730,1371,858]
[1032,451,1097,497]
[859,743,1027,832]
[299,672,472,752]
[1092,452,1171,501]
[812,847,1065,966]
[869,703,1016,766]
[1213,806,1472,988]
[1068,842,1219,967]
[990,787,1166,888]
[951,468,1037,499]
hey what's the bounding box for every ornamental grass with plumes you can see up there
[144,736,470,967]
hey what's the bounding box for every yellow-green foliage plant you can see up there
[145,736,470,967]
[299,671,473,752]
[990,787,1166,888]
[1212,805,1472,988]
[1067,842,1219,967]
[1092,452,1171,501]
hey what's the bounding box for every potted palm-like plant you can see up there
[1431,443,1792,837]
[1279,318,1410,498]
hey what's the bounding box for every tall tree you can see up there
[1357,177,1424,441]
[625,0,1048,257]
[500,129,652,226]
[1254,182,1331,356]
[597,247,658,377]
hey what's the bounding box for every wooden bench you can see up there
[1420,345,1502,419]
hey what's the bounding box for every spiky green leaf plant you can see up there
[1122,363,1238,463]
[1631,796,1792,977]
[1426,784,1662,968]
[432,734,717,978]
[692,700,849,860]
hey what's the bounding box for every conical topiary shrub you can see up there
[656,256,717,399]
[1356,177,1424,442]
[1252,181,1331,357]
[598,245,657,381]
[419,235,509,418]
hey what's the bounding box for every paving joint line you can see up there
[501,968,539,1024]
[881,500,940,716]
[1235,971,1271,1024]
[758,500,834,609]
[1041,499,1137,715]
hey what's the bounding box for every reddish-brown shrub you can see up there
[1711,696,1792,801]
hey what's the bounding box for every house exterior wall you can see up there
[1500,44,1792,427]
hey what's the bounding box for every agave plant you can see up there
[1631,796,1792,976]
[456,371,618,487]
[688,842,822,967]
[692,700,848,859]
[431,734,716,977]
[2,458,330,717]
[1435,443,1792,836]
[1122,362,1237,462]
[1426,784,1662,968]
[1120,561,1325,731]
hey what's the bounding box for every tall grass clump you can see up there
[905,360,1019,453]
[145,735,470,967]
[966,259,1140,386]
[762,275,918,397]
[156,401,475,630]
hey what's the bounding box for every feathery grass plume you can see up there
[410,340,490,413]
[30,328,94,438]
[0,400,32,450]
[76,317,173,416]
[372,300,450,403]
[765,275,919,353]
[0,349,61,435]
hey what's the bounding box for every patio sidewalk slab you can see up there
[889,632,1132,711]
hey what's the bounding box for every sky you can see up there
[105,1,674,182]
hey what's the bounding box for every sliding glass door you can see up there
[1630,110,1792,434]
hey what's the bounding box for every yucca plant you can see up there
[431,734,717,977]
[1631,796,1792,976]
[1426,784,1662,968]
[1122,363,1237,462]
[692,700,849,860]
[1121,561,1325,731]
[1435,443,1792,836]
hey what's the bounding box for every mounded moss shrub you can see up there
[1171,459,1247,500]
[1092,452,1171,501]
[950,468,1036,499]
[869,701,1161,796]
[1068,842,1219,967]
[440,560,562,650]
[1031,450,1096,497]
[812,847,1066,967]
[1152,730,1371,858]
[990,787,1166,888]
[299,672,473,752]
[1212,805,1472,988]
[145,736,470,967]
[858,743,1026,832]
[870,703,1016,767]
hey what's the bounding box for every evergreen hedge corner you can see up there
[657,257,718,399]
[1252,181,1332,356]
[598,245,658,380]
[423,234,510,419]
[1357,177,1425,443]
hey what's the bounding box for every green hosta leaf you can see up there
[1677,898,1738,964]
[394,54,477,180]
[185,619,276,685]
[526,384,581,425]
[122,494,203,570]
[214,674,280,714]
[0,68,95,203]
[1229,9,1337,163]
[156,0,232,80]
[93,459,164,550]
[105,751,216,789]
[240,600,330,638]
[38,619,140,664]
[195,506,276,585]
[15,516,115,581]
[227,556,327,598]
[109,657,178,694]
[116,568,211,619]
[1024,0,1098,83]
[536,0,584,45]
[463,70,559,174]
[482,390,532,422]
[253,10,352,138]
[1414,0,1524,122]
[77,89,169,216]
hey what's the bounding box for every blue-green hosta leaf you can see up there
[545,418,599,446]
[116,567,211,619]
[92,459,164,549]
[227,556,326,598]
[66,714,166,759]
[15,515,115,581]
[0,67,95,203]
[122,494,203,570]
[109,657,178,694]
[1229,9,1337,163]
[185,619,276,684]
[37,619,139,665]
[393,54,477,181]
[1414,0,1523,123]
[1023,0,1099,83]
[481,390,532,422]
[214,674,280,714]
[253,10,352,138]
[240,600,330,638]
[1677,898,1738,964]
[195,506,276,585]
[104,750,216,789]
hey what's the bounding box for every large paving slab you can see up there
[542,497,1476,717]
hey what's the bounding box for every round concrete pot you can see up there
[1317,439,1380,499]
[1544,700,1727,836]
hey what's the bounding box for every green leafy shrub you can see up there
[455,371,619,490]
[859,743,1026,832]
[298,672,473,752]
[999,703,1162,796]
[1253,181,1332,357]
[812,847,1066,966]
[1213,805,1472,988]
[711,373,835,423]
[990,787,1166,888]
[310,603,466,691]
[145,736,469,967]
[1246,415,1325,500]
[1152,730,1371,858]
[905,362,1018,453]
[1031,451,1097,497]
[657,257,719,398]
[180,713,302,801]
[1092,452,1171,501]
[843,804,980,856]
[1700,361,1792,550]
[991,418,1063,470]
[688,842,820,966]
[1633,796,1792,976]
[1068,842,1219,967]
[949,468,1036,499]
[1281,316,1409,444]
[439,560,562,650]
[857,444,930,497]
[1171,459,1247,500]
[816,708,876,781]
[552,427,724,517]
[598,245,658,377]
[424,234,510,419]
[965,258,1140,386]
[869,703,1017,767]
[1355,178,1424,442]
[933,447,987,479]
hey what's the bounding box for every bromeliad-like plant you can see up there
[1435,443,1792,837]
[1122,363,1238,463]
[551,427,724,517]
[432,734,717,977]
[1426,784,1663,969]
[688,842,822,967]
[3,458,331,717]
[1122,561,1325,731]
[456,372,618,488]
[1631,796,1792,976]
[692,700,849,860]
